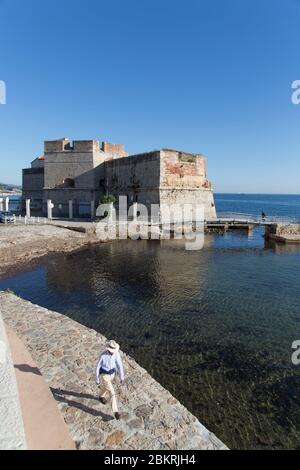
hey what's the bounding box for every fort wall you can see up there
[22,139,217,220]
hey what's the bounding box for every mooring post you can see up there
[0,198,3,211]
[5,197,9,212]
[69,200,73,219]
[248,223,254,233]
[47,200,53,220]
[26,199,31,219]
[91,200,95,220]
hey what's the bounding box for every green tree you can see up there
[100,195,116,205]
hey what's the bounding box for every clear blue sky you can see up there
[0,0,300,193]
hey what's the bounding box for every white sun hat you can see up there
[106,340,120,354]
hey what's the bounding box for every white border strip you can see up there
[0,312,27,450]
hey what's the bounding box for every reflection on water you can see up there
[1,229,300,449]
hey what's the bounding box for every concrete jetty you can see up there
[0,292,228,450]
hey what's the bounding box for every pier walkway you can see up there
[2,213,300,242]
[206,213,300,233]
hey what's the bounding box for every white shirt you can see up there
[96,350,125,382]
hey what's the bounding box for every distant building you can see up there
[22,138,216,219]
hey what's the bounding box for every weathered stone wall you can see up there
[159,150,216,220]
[24,139,216,221]
[22,167,45,211]
[102,142,128,158]
[43,140,108,216]
[43,189,102,217]
[104,152,161,208]
[0,292,227,450]
[22,168,44,192]
[104,150,216,220]
[31,157,45,169]
[73,140,100,153]
[160,150,208,189]
[159,188,217,221]
[265,224,300,243]
[44,138,69,153]
[43,139,124,191]
[276,224,300,236]
[44,151,100,190]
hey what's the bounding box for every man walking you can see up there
[96,340,125,420]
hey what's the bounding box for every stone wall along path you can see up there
[0,292,228,450]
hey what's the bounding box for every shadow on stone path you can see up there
[14,363,42,376]
[51,388,113,421]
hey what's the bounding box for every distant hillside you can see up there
[0,182,22,192]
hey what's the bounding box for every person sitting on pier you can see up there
[96,340,125,420]
[261,211,266,220]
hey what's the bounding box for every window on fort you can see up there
[63,178,75,188]
[64,141,74,151]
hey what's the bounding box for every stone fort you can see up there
[22,138,217,220]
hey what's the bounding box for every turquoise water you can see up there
[0,194,300,449]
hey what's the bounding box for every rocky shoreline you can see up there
[265,223,300,244]
[0,224,100,279]
[0,292,227,450]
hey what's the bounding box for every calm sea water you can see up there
[215,193,300,220]
[1,194,300,449]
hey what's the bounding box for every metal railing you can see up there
[216,212,300,224]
